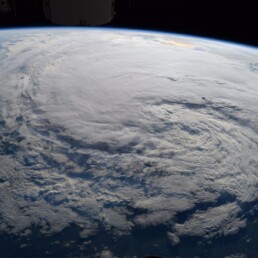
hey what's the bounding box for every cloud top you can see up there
[0,29,258,256]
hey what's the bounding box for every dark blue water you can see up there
[1,213,258,258]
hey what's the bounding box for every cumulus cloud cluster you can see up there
[0,29,258,255]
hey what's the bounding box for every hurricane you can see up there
[0,28,258,258]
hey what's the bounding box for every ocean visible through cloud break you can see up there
[0,28,258,258]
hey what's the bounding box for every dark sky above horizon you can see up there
[0,0,257,46]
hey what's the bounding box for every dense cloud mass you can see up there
[0,29,258,256]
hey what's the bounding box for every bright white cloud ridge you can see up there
[0,29,258,256]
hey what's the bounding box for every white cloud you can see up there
[167,232,180,246]
[0,28,258,256]
[174,203,246,238]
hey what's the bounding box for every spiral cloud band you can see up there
[0,29,258,256]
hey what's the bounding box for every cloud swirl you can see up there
[0,29,258,256]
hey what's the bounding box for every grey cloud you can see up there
[174,203,246,238]
[0,29,258,256]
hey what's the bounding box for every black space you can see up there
[0,0,257,46]
[114,0,258,47]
